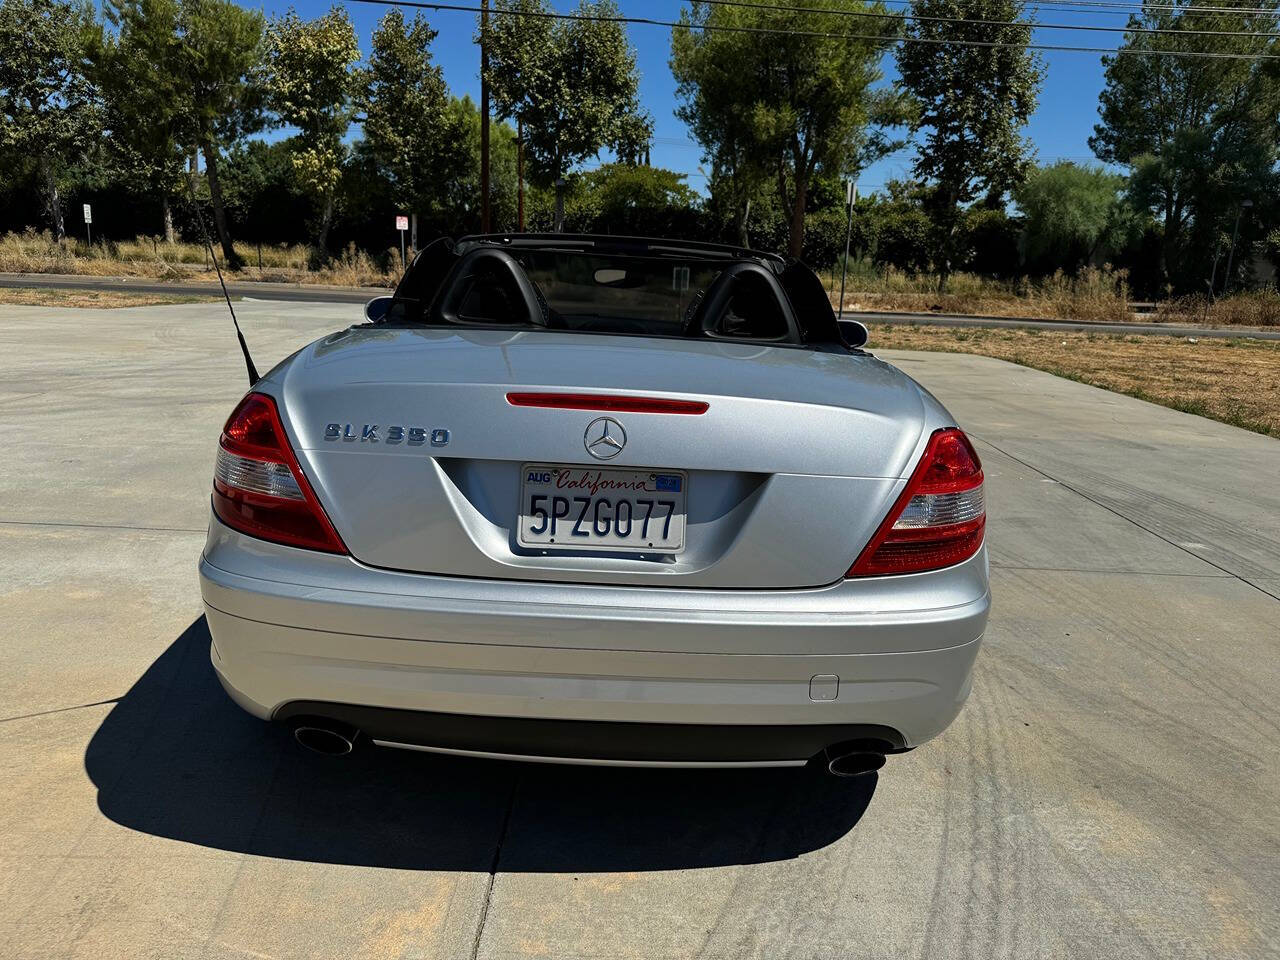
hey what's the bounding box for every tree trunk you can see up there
[787,175,807,260]
[937,191,961,294]
[162,194,175,244]
[553,168,566,233]
[200,140,242,270]
[737,197,751,248]
[938,232,954,293]
[40,157,65,242]
[316,190,336,262]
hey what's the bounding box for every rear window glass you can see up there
[511,251,723,336]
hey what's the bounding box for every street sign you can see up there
[395,214,409,269]
[83,204,92,224]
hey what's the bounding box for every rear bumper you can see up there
[273,702,909,766]
[200,520,989,762]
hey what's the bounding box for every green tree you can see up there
[0,0,100,240]
[265,6,360,256]
[361,9,468,234]
[93,0,189,242]
[1014,161,1135,273]
[672,0,907,260]
[611,112,655,166]
[445,95,520,232]
[485,0,645,231]
[1089,5,1280,291]
[585,164,698,220]
[176,0,268,268]
[868,181,938,273]
[896,0,1042,285]
[220,138,311,243]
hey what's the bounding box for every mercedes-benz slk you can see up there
[197,234,990,777]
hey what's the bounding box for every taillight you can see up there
[847,428,985,577]
[211,392,347,554]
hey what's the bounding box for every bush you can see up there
[800,207,848,267]
[958,208,1020,277]
[872,206,934,273]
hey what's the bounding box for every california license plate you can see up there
[517,465,687,553]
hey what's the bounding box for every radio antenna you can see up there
[186,175,259,386]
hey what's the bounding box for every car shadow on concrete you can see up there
[86,617,876,872]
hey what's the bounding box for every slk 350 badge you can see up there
[324,423,450,446]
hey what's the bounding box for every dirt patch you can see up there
[838,291,1133,323]
[869,323,1280,437]
[0,287,222,308]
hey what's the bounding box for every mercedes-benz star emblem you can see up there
[584,416,627,460]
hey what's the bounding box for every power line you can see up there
[348,0,1280,58]
[986,0,1280,15]
[694,0,1280,39]
[875,0,1280,15]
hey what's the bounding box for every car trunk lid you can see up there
[273,328,927,588]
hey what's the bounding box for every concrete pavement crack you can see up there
[0,518,206,534]
[470,773,521,960]
[0,697,120,724]
[989,562,1232,577]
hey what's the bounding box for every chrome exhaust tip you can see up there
[824,744,887,778]
[293,721,359,756]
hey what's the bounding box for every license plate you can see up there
[517,465,687,553]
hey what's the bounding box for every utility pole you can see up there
[479,0,491,233]
[837,180,856,318]
[517,118,525,231]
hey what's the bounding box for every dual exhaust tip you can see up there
[823,744,887,778]
[293,719,359,757]
[292,720,888,778]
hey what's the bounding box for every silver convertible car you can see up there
[198,234,989,778]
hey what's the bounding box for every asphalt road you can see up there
[2,301,1277,959]
[4,271,1279,339]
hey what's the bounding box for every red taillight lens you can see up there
[211,393,347,554]
[847,428,985,577]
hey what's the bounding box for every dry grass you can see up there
[830,266,1133,323]
[829,264,1280,327]
[0,287,221,308]
[0,231,399,288]
[869,322,1280,437]
[1153,292,1280,327]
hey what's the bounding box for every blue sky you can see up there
[256,0,1119,195]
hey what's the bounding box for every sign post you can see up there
[83,203,93,248]
[837,181,856,319]
[395,214,409,267]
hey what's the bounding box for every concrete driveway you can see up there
[2,301,1277,959]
